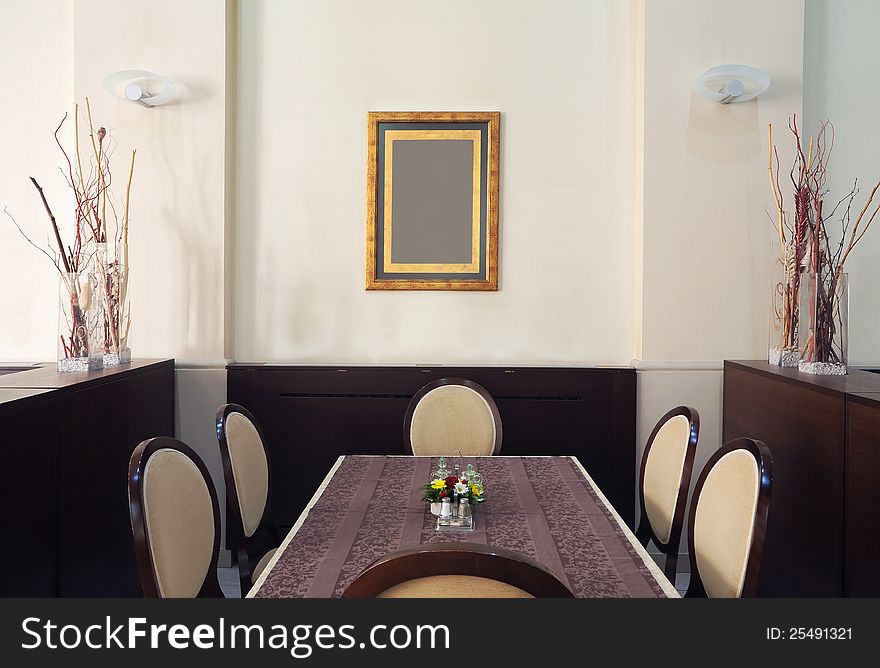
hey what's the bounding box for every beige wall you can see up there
[635,0,804,554]
[1,1,815,558]
[804,0,880,366]
[235,0,638,365]
[1,0,231,363]
[640,0,804,363]
[73,0,229,362]
[73,0,233,537]
[0,1,73,362]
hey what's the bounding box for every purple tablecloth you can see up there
[250,456,677,598]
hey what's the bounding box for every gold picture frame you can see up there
[366,111,500,290]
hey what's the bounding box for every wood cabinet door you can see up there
[0,397,58,596]
[723,364,844,596]
[845,397,880,596]
[57,365,174,596]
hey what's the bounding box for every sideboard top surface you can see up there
[0,387,52,407]
[845,391,880,408]
[0,359,174,392]
[725,360,880,396]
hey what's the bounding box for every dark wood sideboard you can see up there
[723,360,880,597]
[0,359,174,597]
[227,364,637,530]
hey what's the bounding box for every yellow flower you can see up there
[470,484,481,496]
[431,479,447,490]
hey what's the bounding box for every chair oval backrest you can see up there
[342,542,572,598]
[223,410,269,538]
[405,378,502,456]
[215,404,280,597]
[641,409,698,545]
[128,437,222,598]
[687,438,772,598]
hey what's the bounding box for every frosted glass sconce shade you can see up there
[103,70,178,107]
[695,64,770,104]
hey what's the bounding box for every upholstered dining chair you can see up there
[634,406,700,582]
[685,438,773,598]
[127,437,224,598]
[342,543,573,598]
[404,378,502,456]
[215,403,281,596]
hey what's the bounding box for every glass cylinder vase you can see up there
[768,241,800,367]
[57,271,103,372]
[798,271,848,375]
[97,242,131,366]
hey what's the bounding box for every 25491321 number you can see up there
[766,627,852,640]
[791,628,851,640]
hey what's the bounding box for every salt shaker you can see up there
[440,497,452,518]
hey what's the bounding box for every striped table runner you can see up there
[249,456,677,598]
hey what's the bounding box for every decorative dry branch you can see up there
[4,98,137,363]
[29,177,71,274]
[767,123,785,250]
[838,180,880,275]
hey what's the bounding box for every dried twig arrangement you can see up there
[768,115,880,372]
[4,99,136,365]
[766,116,820,364]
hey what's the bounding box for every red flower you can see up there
[445,476,459,487]
[439,491,448,498]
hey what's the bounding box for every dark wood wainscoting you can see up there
[228,364,637,529]
[723,360,880,597]
[0,360,175,597]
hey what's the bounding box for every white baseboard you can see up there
[631,359,724,371]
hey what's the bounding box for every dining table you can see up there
[248,455,679,599]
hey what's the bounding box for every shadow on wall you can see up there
[686,91,761,162]
[153,101,223,359]
[678,90,771,360]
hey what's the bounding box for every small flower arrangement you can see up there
[423,475,485,506]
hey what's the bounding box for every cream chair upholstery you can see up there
[635,407,699,582]
[686,438,772,598]
[128,437,223,598]
[142,450,215,597]
[643,415,692,544]
[225,411,270,538]
[377,575,533,598]
[693,450,760,598]
[406,379,501,456]
[252,548,277,584]
[215,403,281,596]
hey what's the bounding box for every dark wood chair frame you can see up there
[215,403,281,596]
[685,437,773,598]
[342,542,574,598]
[634,406,700,582]
[403,377,503,456]
[128,437,224,598]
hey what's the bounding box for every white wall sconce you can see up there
[695,64,770,104]
[103,70,178,107]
